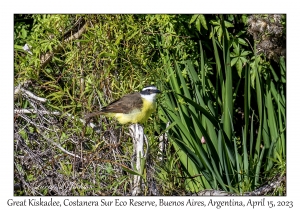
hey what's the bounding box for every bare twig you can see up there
[194,173,285,196]
[243,174,286,196]
[14,109,60,115]
[14,87,47,102]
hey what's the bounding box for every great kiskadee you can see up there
[85,86,161,124]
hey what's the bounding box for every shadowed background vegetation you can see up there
[14,14,286,195]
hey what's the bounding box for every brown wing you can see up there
[101,92,143,114]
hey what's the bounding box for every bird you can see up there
[85,85,161,124]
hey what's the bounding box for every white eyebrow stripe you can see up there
[142,86,157,91]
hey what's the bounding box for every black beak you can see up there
[153,89,161,94]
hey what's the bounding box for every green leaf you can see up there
[233,46,240,55]
[21,28,28,39]
[199,15,208,30]
[240,56,248,63]
[230,52,236,58]
[210,20,219,26]
[14,44,26,53]
[177,94,220,128]
[232,40,238,49]
[236,59,243,77]
[231,57,238,66]
[99,52,116,58]
[241,50,251,56]
[114,34,123,45]
[241,14,248,25]
[195,17,201,32]
[238,38,248,46]
[190,14,199,24]
[217,27,222,43]
[224,21,234,28]
[127,30,140,41]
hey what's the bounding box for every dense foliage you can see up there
[14,14,286,195]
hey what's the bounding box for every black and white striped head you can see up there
[140,85,161,102]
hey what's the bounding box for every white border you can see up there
[1,1,298,209]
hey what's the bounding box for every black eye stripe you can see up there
[141,89,155,95]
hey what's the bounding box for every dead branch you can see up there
[193,173,286,196]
